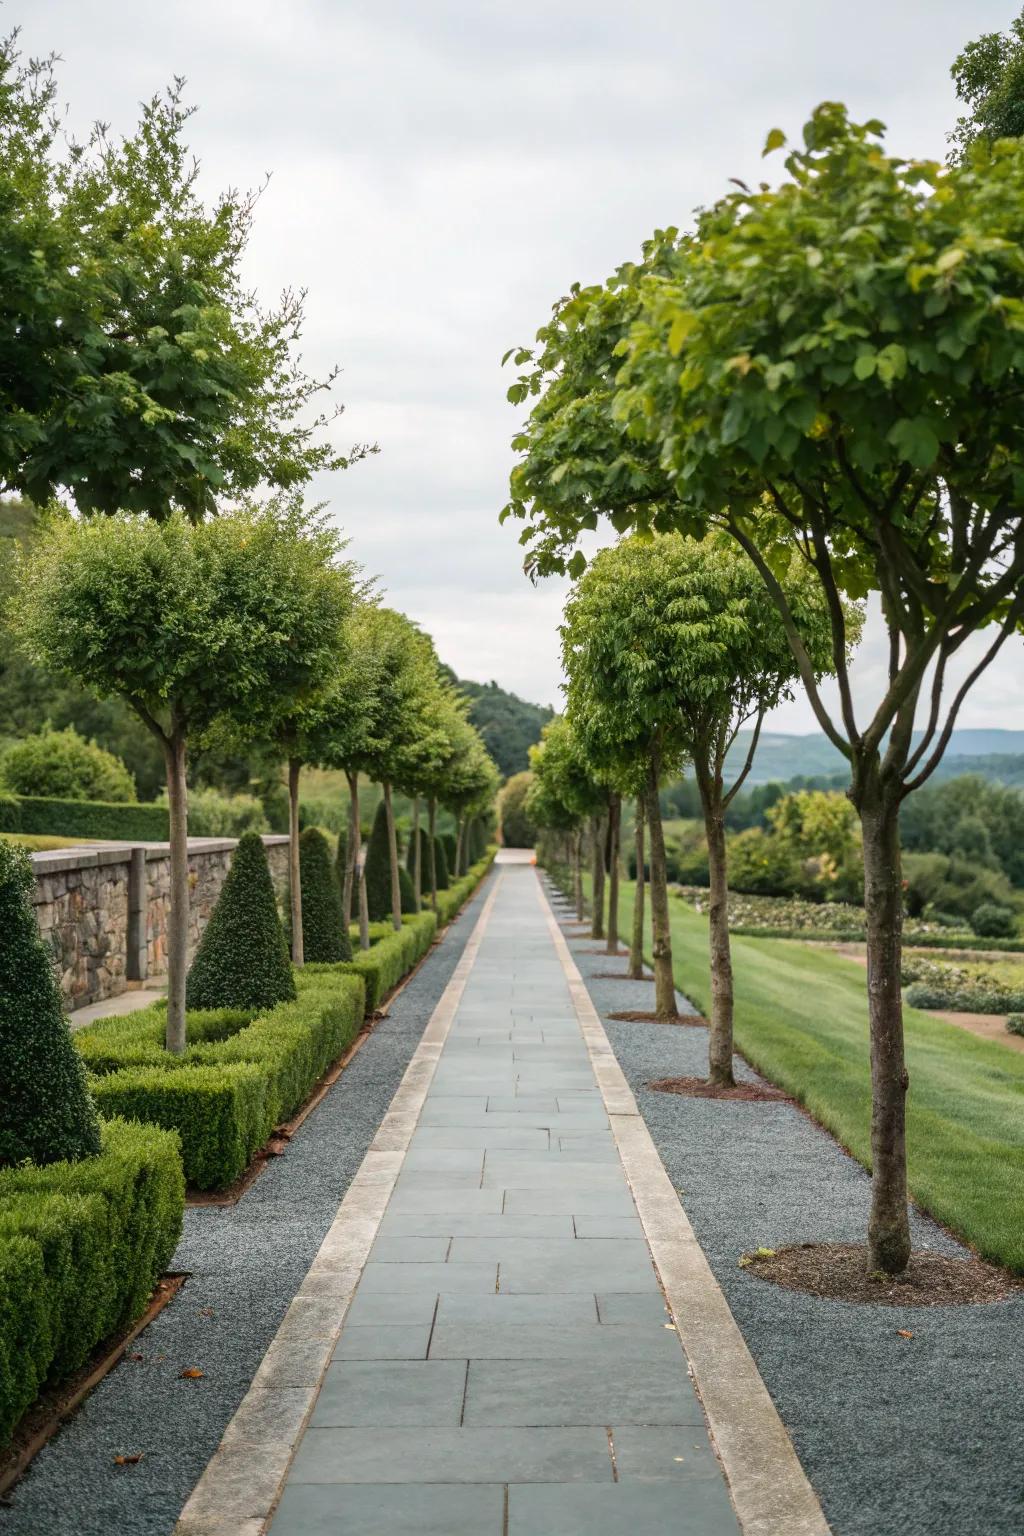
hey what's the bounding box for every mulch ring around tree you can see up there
[647,1073,791,1101]
[737,1242,1024,1306]
[609,1011,709,1025]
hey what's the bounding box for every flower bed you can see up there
[672,886,1024,951]
[0,1118,184,1445]
[902,956,1024,1015]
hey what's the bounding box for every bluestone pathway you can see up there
[267,860,741,1535]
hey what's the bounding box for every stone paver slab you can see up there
[288,1427,614,1484]
[310,1360,467,1427]
[271,1482,504,1535]
[507,1481,737,1535]
[431,1322,682,1363]
[464,1356,704,1426]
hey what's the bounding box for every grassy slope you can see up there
[609,876,1024,1271]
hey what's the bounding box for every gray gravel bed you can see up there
[555,893,1024,1536]
[0,875,495,1536]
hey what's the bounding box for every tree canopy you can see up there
[950,7,1024,159]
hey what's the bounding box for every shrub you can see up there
[363,801,393,922]
[0,794,169,841]
[726,826,805,897]
[324,911,438,1013]
[186,832,296,1011]
[406,826,432,881]
[903,849,1018,922]
[300,826,351,962]
[0,726,136,803]
[970,903,1017,939]
[433,835,450,890]
[182,787,268,837]
[335,826,348,899]
[0,841,101,1168]
[79,971,365,1188]
[441,832,457,875]
[399,862,416,914]
[0,1117,184,1444]
[500,772,536,847]
[1007,1015,1024,1037]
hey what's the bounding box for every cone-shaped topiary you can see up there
[442,832,457,876]
[186,832,296,1010]
[433,836,450,891]
[300,827,351,962]
[406,827,431,902]
[399,863,416,914]
[0,841,101,1167]
[364,800,393,923]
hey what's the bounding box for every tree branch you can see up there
[723,704,766,809]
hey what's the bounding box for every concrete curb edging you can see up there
[535,874,831,1536]
[172,870,505,1536]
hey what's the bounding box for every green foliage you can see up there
[0,840,101,1167]
[500,772,537,847]
[332,912,437,1013]
[0,726,136,803]
[79,970,365,1188]
[445,672,554,778]
[399,862,416,915]
[902,850,1019,922]
[441,833,457,878]
[970,903,1018,939]
[0,40,364,519]
[406,826,430,879]
[950,9,1024,159]
[0,1117,184,1445]
[363,801,393,923]
[1007,1014,1024,1037]
[0,793,168,841]
[526,716,604,836]
[901,776,1024,888]
[183,788,268,838]
[186,832,296,1011]
[433,835,450,890]
[15,503,356,756]
[300,826,351,963]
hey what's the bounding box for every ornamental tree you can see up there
[409,684,476,912]
[15,500,352,1053]
[0,35,370,518]
[950,8,1024,161]
[564,532,836,1062]
[507,105,1024,1275]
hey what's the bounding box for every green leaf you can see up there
[853,353,877,380]
[887,417,940,469]
[762,127,787,157]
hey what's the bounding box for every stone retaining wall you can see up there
[31,836,291,1010]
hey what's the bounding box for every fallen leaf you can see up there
[125,1352,144,1363]
[198,1307,215,1318]
[179,1367,205,1379]
[113,1453,143,1465]
[896,1330,914,1340]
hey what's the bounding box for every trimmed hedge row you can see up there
[0,1117,184,1445]
[905,980,1024,1014]
[0,793,169,842]
[77,972,366,1189]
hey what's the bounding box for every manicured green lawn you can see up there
[610,877,1024,1271]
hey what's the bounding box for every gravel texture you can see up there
[552,886,1024,1536]
[0,875,495,1536]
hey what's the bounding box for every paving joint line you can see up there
[533,869,831,1536]
[172,869,505,1536]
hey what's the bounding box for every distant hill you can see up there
[444,672,555,780]
[725,729,1024,787]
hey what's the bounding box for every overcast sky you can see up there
[23,0,1024,731]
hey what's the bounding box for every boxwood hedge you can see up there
[0,794,169,841]
[0,1117,184,1446]
[76,970,365,1189]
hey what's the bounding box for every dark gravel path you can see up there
[0,874,495,1536]
[550,886,1024,1536]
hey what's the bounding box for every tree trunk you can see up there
[342,769,359,930]
[699,774,736,1088]
[646,761,677,1021]
[428,796,438,911]
[288,757,304,967]
[859,782,912,1275]
[163,730,190,1055]
[383,781,402,932]
[412,796,422,912]
[358,857,370,950]
[630,795,646,981]
[460,817,470,875]
[590,813,605,941]
[573,826,585,922]
[606,794,621,956]
[454,815,464,880]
